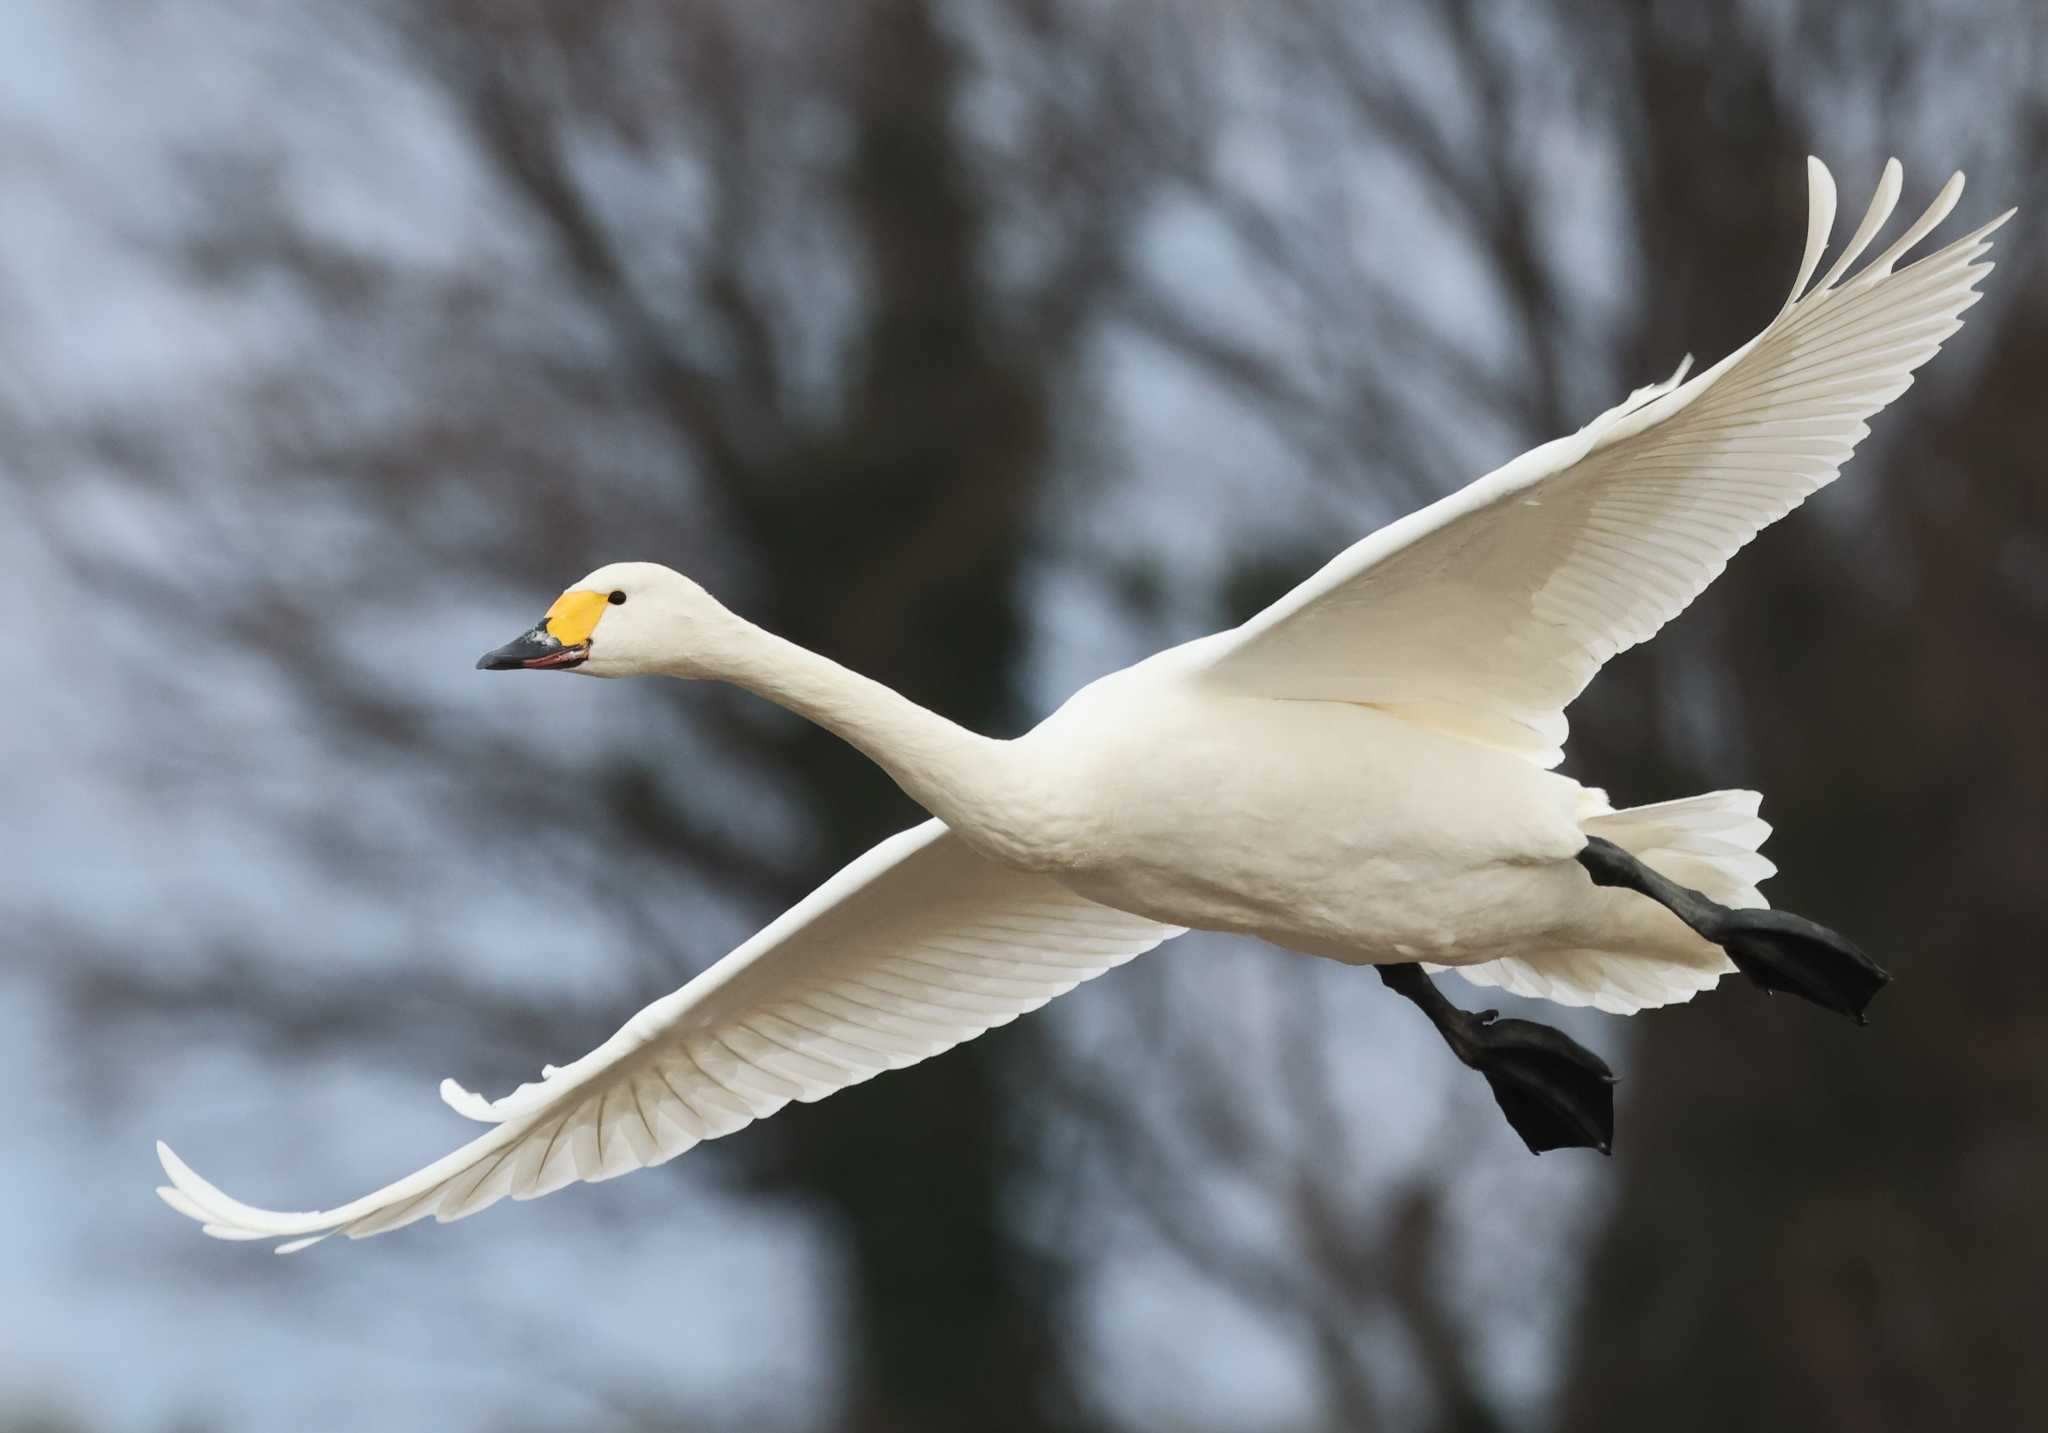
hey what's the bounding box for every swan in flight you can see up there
[158,158,2010,1251]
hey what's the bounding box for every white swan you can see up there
[157,158,2010,1250]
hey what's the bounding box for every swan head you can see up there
[476,561,727,678]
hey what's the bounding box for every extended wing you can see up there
[157,821,1181,1251]
[1202,158,2010,766]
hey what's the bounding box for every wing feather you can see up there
[1201,160,2011,766]
[155,821,1180,1251]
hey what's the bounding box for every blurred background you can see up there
[3,0,2044,1429]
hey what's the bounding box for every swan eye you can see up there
[608,591,627,606]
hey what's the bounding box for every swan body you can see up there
[1016,674,1599,964]
[156,158,2010,1249]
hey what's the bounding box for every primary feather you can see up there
[1202,158,2009,767]
[158,823,1177,1250]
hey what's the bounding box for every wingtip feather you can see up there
[1861,169,1967,281]
[155,1183,207,1222]
[439,1077,504,1123]
[1786,159,1839,313]
[1810,158,1904,296]
[156,1139,326,1238]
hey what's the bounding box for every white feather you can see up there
[1201,162,2010,770]
[157,822,1179,1250]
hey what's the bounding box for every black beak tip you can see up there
[477,627,553,671]
[476,626,586,672]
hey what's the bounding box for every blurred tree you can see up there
[17,0,1169,1428]
[7,0,2044,1429]
[381,2,1168,1427]
[1043,2,2048,1428]
[434,2,1098,1425]
[1550,5,2048,1429]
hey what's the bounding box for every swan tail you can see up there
[1582,789,1775,911]
[1440,791,1774,1015]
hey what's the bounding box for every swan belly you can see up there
[1029,688,1599,966]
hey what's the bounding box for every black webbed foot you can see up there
[1709,907,1891,1024]
[1378,964,1616,1156]
[1576,835,1891,1023]
[1449,1008,1617,1155]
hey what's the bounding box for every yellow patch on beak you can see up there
[544,589,610,646]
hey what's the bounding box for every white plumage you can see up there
[158,158,2009,1248]
[1204,160,2000,769]
[160,824,1174,1250]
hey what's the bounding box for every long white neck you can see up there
[683,612,1034,854]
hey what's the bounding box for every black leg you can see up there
[1377,964,1616,1156]
[1576,835,1891,1023]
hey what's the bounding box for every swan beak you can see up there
[476,625,588,671]
[478,589,609,671]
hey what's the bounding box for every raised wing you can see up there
[156,821,1181,1251]
[1201,159,2011,767]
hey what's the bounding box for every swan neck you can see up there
[695,616,1023,842]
